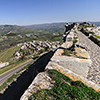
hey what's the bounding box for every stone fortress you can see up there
[21,22,100,100]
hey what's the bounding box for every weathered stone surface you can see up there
[51,55,91,78]
[87,27,100,36]
[77,31,100,86]
[20,72,54,100]
[46,61,100,92]
[79,22,96,27]
[54,49,64,56]
[75,47,90,59]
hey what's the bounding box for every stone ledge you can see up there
[51,55,91,78]
[46,61,100,92]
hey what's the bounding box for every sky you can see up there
[0,0,100,25]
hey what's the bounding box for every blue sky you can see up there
[0,0,100,25]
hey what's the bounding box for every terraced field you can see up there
[0,46,20,63]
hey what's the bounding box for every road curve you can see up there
[0,59,33,85]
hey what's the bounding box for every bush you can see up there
[80,28,89,36]
[89,36,100,46]
[62,49,73,56]
[73,39,78,44]
[89,31,94,34]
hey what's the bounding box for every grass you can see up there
[73,39,78,44]
[89,31,94,34]
[94,35,100,38]
[0,46,20,62]
[0,82,7,91]
[62,49,74,56]
[80,25,94,28]
[0,73,18,91]
[0,59,30,75]
[7,74,18,83]
[29,69,100,100]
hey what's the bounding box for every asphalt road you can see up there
[0,59,33,85]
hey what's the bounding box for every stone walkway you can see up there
[77,31,100,86]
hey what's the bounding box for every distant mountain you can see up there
[24,22,66,33]
[0,25,37,36]
[90,22,100,26]
[24,22,100,33]
[0,21,100,36]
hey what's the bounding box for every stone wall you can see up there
[52,23,91,78]
[77,31,100,86]
[20,23,100,100]
[51,56,91,78]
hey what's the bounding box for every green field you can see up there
[0,46,20,63]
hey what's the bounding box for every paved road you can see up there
[0,59,33,85]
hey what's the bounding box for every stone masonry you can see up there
[77,31,100,86]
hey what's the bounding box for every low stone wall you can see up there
[52,27,91,78]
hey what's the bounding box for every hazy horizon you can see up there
[0,0,100,25]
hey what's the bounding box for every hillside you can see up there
[0,22,100,36]
[24,22,66,33]
[0,22,100,99]
[0,25,38,36]
[24,22,100,33]
[0,46,20,63]
[0,24,63,52]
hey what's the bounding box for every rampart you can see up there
[20,23,100,99]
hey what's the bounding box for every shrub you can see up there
[89,31,94,34]
[80,28,89,36]
[89,36,100,46]
[62,49,73,56]
[73,39,78,44]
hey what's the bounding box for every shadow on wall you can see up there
[0,51,54,100]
